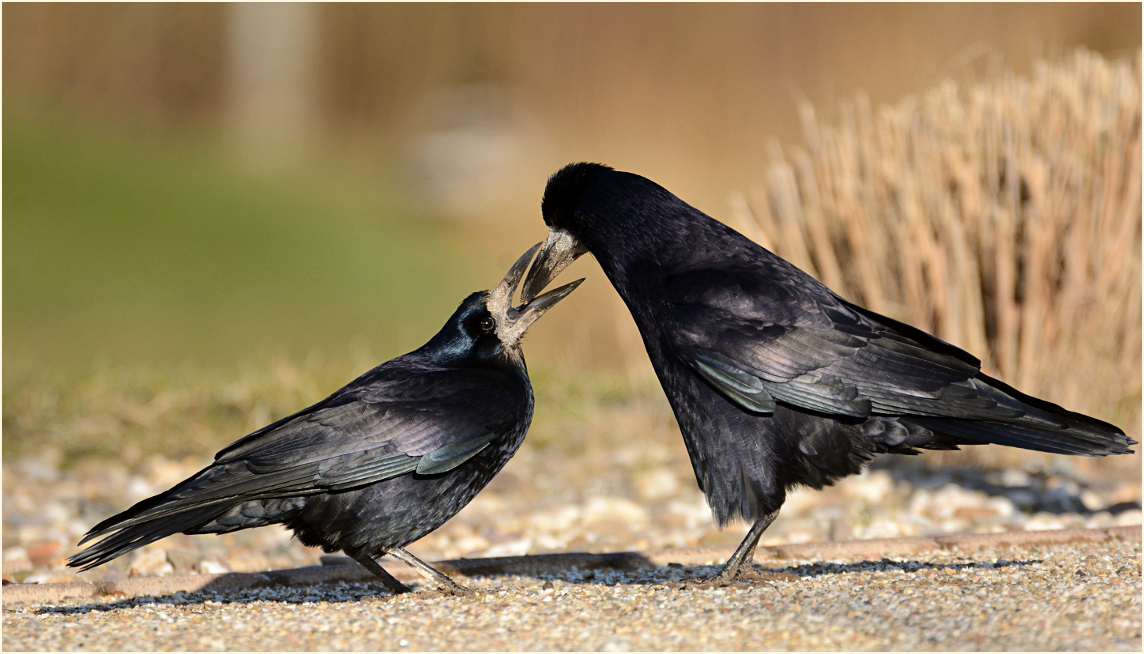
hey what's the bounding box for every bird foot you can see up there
[385,547,475,598]
[692,566,795,590]
[692,568,751,590]
[432,579,476,598]
[391,583,474,601]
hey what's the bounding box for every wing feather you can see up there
[78,357,528,547]
[664,267,999,420]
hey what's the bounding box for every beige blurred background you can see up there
[4,3,1140,369]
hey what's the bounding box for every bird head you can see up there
[423,243,583,364]
[520,162,613,303]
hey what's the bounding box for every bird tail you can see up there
[68,506,233,572]
[67,477,235,572]
[905,373,1135,456]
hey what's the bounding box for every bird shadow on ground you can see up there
[871,457,1142,516]
[28,581,400,617]
[760,557,1039,581]
[29,556,1042,616]
[564,556,1041,589]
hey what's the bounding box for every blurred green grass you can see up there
[2,108,519,461]
[3,108,490,373]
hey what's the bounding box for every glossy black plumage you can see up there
[522,162,1135,584]
[69,245,582,594]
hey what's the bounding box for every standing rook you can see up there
[521,162,1134,587]
[69,244,583,595]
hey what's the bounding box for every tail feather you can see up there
[77,494,233,548]
[70,461,239,570]
[905,416,1132,456]
[76,459,323,552]
[68,504,230,571]
[904,373,1135,456]
[70,449,333,571]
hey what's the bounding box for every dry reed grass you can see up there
[720,49,1141,460]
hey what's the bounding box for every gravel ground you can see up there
[4,539,1140,651]
[3,448,1140,583]
[3,410,1139,651]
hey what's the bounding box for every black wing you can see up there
[661,264,1130,457]
[661,266,1008,418]
[668,264,1130,455]
[71,356,527,566]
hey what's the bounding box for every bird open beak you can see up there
[520,227,588,304]
[512,276,584,333]
[489,243,584,345]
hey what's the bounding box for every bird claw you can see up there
[439,586,476,598]
[693,570,747,590]
[430,578,476,598]
[693,566,792,589]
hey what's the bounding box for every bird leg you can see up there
[349,551,413,595]
[388,547,474,596]
[696,510,779,588]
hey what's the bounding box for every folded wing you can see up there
[70,359,525,570]
[664,266,1132,456]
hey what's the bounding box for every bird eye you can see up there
[479,317,496,333]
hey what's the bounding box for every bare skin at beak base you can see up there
[521,228,587,304]
[494,241,585,348]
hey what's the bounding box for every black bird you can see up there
[521,162,1135,586]
[68,244,583,595]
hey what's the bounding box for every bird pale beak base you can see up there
[520,227,588,304]
[488,243,542,319]
[490,242,584,348]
